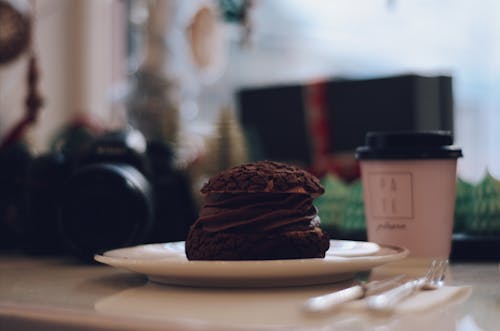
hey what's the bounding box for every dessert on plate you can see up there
[185,160,330,260]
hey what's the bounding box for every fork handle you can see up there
[303,285,364,313]
[366,280,420,312]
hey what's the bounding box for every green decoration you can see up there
[315,174,349,235]
[454,178,474,233]
[341,180,366,235]
[467,173,500,235]
[218,0,246,23]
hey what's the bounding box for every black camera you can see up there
[21,128,197,261]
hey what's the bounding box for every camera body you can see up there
[23,128,197,260]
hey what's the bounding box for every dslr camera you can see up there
[22,128,197,260]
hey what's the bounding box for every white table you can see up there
[0,254,498,331]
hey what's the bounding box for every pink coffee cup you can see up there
[356,131,463,258]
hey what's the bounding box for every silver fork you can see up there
[366,259,448,312]
[302,274,405,313]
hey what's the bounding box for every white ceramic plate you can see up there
[95,240,408,287]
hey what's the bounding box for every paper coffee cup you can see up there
[356,131,463,258]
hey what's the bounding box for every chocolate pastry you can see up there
[186,161,330,260]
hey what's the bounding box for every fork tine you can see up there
[366,259,447,311]
[424,260,438,282]
[431,259,448,286]
[437,259,448,283]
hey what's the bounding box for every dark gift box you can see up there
[237,74,453,178]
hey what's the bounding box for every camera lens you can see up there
[59,163,154,261]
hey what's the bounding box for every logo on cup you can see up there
[367,172,414,219]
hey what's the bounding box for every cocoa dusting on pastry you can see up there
[201,161,324,196]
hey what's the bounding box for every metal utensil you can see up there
[303,274,405,313]
[366,259,448,312]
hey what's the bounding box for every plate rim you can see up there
[95,240,406,265]
[94,240,408,286]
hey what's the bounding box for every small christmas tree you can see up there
[341,180,366,236]
[454,177,474,233]
[314,174,349,235]
[467,173,500,235]
[204,106,248,176]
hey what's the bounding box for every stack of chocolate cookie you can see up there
[185,161,330,260]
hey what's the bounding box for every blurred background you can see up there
[1,0,499,259]
[2,0,499,180]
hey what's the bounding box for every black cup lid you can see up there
[355,131,463,160]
